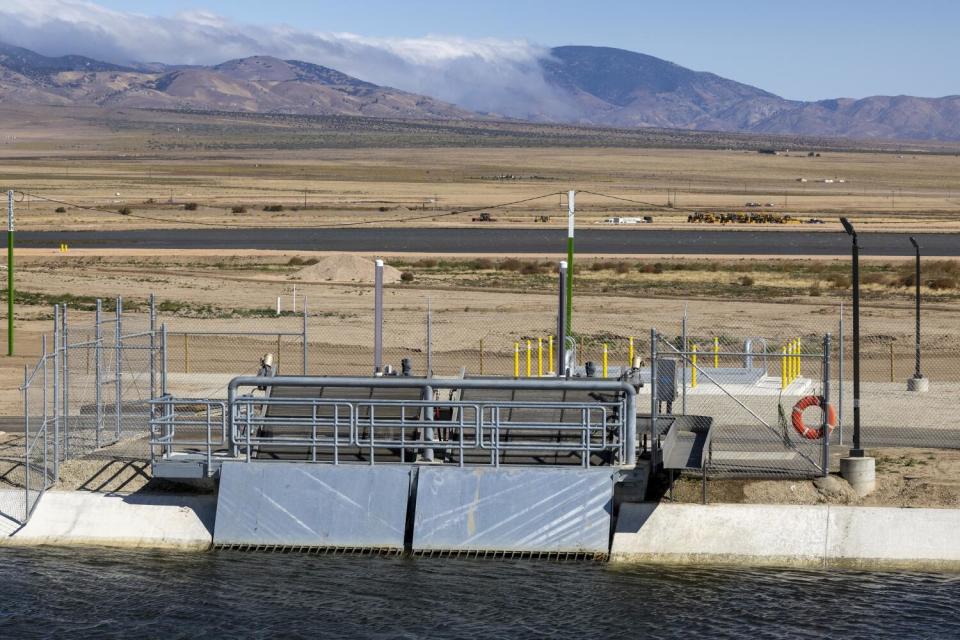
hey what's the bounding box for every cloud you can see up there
[0,0,574,118]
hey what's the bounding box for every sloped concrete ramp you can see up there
[413,467,615,555]
[214,462,411,550]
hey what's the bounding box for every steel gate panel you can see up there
[412,466,615,555]
[214,462,412,549]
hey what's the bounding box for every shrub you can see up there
[928,277,957,290]
[287,257,305,266]
[118,206,132,215]
[614,261,631,274]
[519,262,543,275]
[827,274,851,289]
[862,272,888,286]
[419,258,438,268]
[183,202,199,211]
[263,205,284,212]
[469,258,494,270]
[400,271,415,282]
[589,261,606,272]
[738,275,755,287]
[55,207,66,213]
[808,285,822,297]
[231,206,247,214]
[499,258,522,272]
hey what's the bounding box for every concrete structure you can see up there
[0,491,214,549]
[840,457,876,496]
[611,503,960,570]
[907,376,929,392]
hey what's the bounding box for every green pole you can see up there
[7,190,13,356]
[566,190,575,336]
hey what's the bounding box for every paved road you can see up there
[14,228,960,256]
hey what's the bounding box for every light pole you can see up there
[907,237,928,392]
[840,217,863,457]
[566,190,575,336]
[6,190,13,356]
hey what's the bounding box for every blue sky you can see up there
[87,0,958,100]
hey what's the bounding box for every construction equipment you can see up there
[472,212,496,222]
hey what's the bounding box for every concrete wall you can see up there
[1,492,214,550]
[611,503,960,570]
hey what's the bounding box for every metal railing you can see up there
[148,376,638,470]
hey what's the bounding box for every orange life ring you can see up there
[791,395,837,440]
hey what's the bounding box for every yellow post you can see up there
[479,338,484,375]
[513,342,519,377]
[797,338,802,378]
[691,344,698,388]
[714,336,720,368]
[548,335,554,373]
[526,340,532,377]
[602,343,608,378]
[781,345,787,389]
[628,336,635,367]
[537,337,543,377]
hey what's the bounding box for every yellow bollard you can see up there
[781,345,787,389]
[548,335,554,373]
[797,338,802,378]
[691,344,698,388]
[526,340,532,377]
[537,337,543,377]
[514,342,520,377]
[628,336,635,367]
[602,343,608,378]
[714,336,720,368]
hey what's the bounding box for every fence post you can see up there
[115,296,122,440]
[52,304,60,481]
[161,323,168,396]
[479,338,485,375]
[681,306,687,414]
[302,297,308,375]
[374,259,384,373]
[41,334,48,491]
[61,305,69,459]
[426,298,433,377]
[822,334,831,477]
[95,299,102,449]
[149,294,156,401]
[838,303,844,444]
[23,362,29,520]
[650,329,659,468]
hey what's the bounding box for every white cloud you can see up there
[0,0,574,118]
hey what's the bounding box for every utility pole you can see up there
[908,237,927,392]
[566,190,575,336]
[6,190,13,356]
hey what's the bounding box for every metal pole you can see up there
[7,190,13,356]
[61,305,69,458]
[115,296,122,440]
[566,190,575,336]
[840,218,863,457]
[821,334,831,477]
[426,298,433,377]
[681,305,688,415]
[910,237,922,379]
[161,323,168,396]
[149,294,156,401]
[838,302,844,444]
[302,297,308,375]
[650,328,659,468]
[374,259,383,373]
[95,299,102,449]
[52,305,59,480]
[557,261,568,374]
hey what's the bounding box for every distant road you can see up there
[15,228,960,256]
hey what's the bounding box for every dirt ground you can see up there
[666,448,960,508]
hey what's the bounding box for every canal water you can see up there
[0,547,957,639]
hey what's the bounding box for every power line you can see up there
[578,189,704,215]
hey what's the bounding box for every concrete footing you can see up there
[840,457,876,496]
[907,376,929,392]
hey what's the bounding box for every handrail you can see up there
[227,375,638,465]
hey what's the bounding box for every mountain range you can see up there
[1,41,958,141]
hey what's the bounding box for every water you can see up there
[1,548,958,639]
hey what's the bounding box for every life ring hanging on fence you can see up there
[791,395,837,440]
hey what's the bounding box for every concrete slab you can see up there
[413,466,615,555]
[611,502,960,570]
[2,491,215,549]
